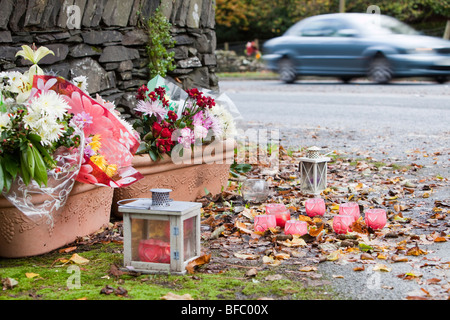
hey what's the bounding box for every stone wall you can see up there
[0,0,217,117]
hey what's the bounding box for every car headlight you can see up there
[406,48,436,54]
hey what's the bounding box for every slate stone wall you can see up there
[0,0,217,116]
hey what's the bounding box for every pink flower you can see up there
[192,111,204,126]
[71,111,93,128]
[193,125,208,140]
[135,100,167,122]
[177,127,194,148]
[77,164,98,184]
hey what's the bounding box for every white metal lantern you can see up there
[298,147,330,195]
[118,189,202,275]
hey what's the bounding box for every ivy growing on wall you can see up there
[144,7,176,78]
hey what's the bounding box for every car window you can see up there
[296,19,349,37]
[352,15,419,35]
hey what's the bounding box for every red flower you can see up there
[205,96,215,109]
[136,85,149,100]
[152,122,162,136]
[148,91,157,102]
[168,110,177,121]
[187,88,200,99]
[161,128,171,139]
[158,144,167,153]
[155,86,166,98]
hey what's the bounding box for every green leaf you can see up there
[3,154,19,180]
[359,243,373,252]
[2,165,12,193]
[231,163,252,173]
[230,163,252,177]
[0,161,4,192]
[31,146,48,187]
[148,149,158,162]
[31,140,56,167]
[25,145,35,178]
[27,133,42,143]
[143,132,153,142]
[20,158,30,186]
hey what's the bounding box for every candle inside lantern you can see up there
[284,220,308,236]
[365,209,387,230]
[266,203,291,228]
[254,214,277,232]
[333,215,353,234]
[138,239,171,263]
[305,198,326,217]
[339,202,360,223]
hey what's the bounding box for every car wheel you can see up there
[278,58,297,83]
[368,56,392,84]
[434,76,448,84]
[340,77,353,83]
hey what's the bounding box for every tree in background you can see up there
[216,0,449,45]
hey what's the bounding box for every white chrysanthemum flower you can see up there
[22,110,41,130]
[29,90,70,119]
[40,122,64,146]
[72,75,88,92]
[208,104,237,138]
[29,115,64,146]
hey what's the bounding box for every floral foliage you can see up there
[133,76,237,161]
[0,44,142,193]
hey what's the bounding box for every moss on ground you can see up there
[0,242,333,300]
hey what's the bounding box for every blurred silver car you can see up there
[262,13,450,84]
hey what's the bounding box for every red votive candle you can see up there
[138,239,171,263]
[284,220,308,236]
[305,198,326,217]
[339,202,360,223]
[365,209,387,230]
[333,215,353,234]
[266,203,291,228]
[254,214,277,232]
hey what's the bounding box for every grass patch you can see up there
[0,242,333,300]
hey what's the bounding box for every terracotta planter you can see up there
[112,141,235,217]
[0,182,113,258]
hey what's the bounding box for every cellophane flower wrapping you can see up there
[33,75,143,188]
[3,129,85,223]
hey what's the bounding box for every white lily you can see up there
[15,44,54,65]
[12,45,54,103]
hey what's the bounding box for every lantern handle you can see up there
[117,198,152,209]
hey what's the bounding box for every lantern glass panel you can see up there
[131,218,171,264]
[183,216,197,261]
[299,159,328,194]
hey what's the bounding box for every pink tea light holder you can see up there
[365,209,387,230]
[333,215,354,234]
[266,203,291,228]
[254,214,277,232]
[339,202,360,223]
[305,198,326,217]
[284,220,308,236]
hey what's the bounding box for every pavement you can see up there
[218,78,450,300]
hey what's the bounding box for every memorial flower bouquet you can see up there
[133,75,238,161]
[0,44,142,218]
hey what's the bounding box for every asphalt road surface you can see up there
[218,78,450,300]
